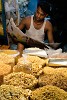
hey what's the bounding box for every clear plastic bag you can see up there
[13,54,32,74]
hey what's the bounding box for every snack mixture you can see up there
[0,49,67,99]
[4,72,38,90]
[0,84,31,100]
[30,85,67,100]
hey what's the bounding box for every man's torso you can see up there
[25,16,48,42]
[25,16,48,30]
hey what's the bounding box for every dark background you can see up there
[39,0,67,51]
[47,0,67,42]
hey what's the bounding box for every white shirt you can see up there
[26,15,46,42]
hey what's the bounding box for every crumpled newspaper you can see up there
[7,18,27,42]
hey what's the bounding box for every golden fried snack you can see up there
[0,53,15,68]
[0,84,31,100]
[0,61,11,85]
[16,55,47,77]
[38,67,67,91]
[4,72,38,90]
[30,85,67,100]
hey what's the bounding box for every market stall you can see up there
[0,46,67,99]
[0,0,67,100]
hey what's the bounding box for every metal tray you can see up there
[48,58,67,67]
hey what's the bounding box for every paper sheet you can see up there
[7,18,50,49]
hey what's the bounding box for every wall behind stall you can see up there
[27,0,47,15]
[28,0,38,15]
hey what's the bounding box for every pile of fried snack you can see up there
[0,51,67,100]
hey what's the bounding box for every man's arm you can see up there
[18,18,26,30]
[46,21,54,43]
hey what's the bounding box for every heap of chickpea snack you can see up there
[0,48,67,100]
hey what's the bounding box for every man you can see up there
[16,2,54,50]
[8,2,54,50]
[18,2,54,44]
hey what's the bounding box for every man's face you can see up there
[34,6,47,21]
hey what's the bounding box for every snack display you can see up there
[15,55,47,77]
[38,67,67,91]
[18,55,46,67]
[30,85,67,100]
[0,47,67,99]
[0,61,11,85]
[0,84,31,100]
[0,45,10,49]
[0,53,15,67]
[13,61,32,74]
[0,61,11,76]
[0,50,19,57]
[4,72,38,90]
